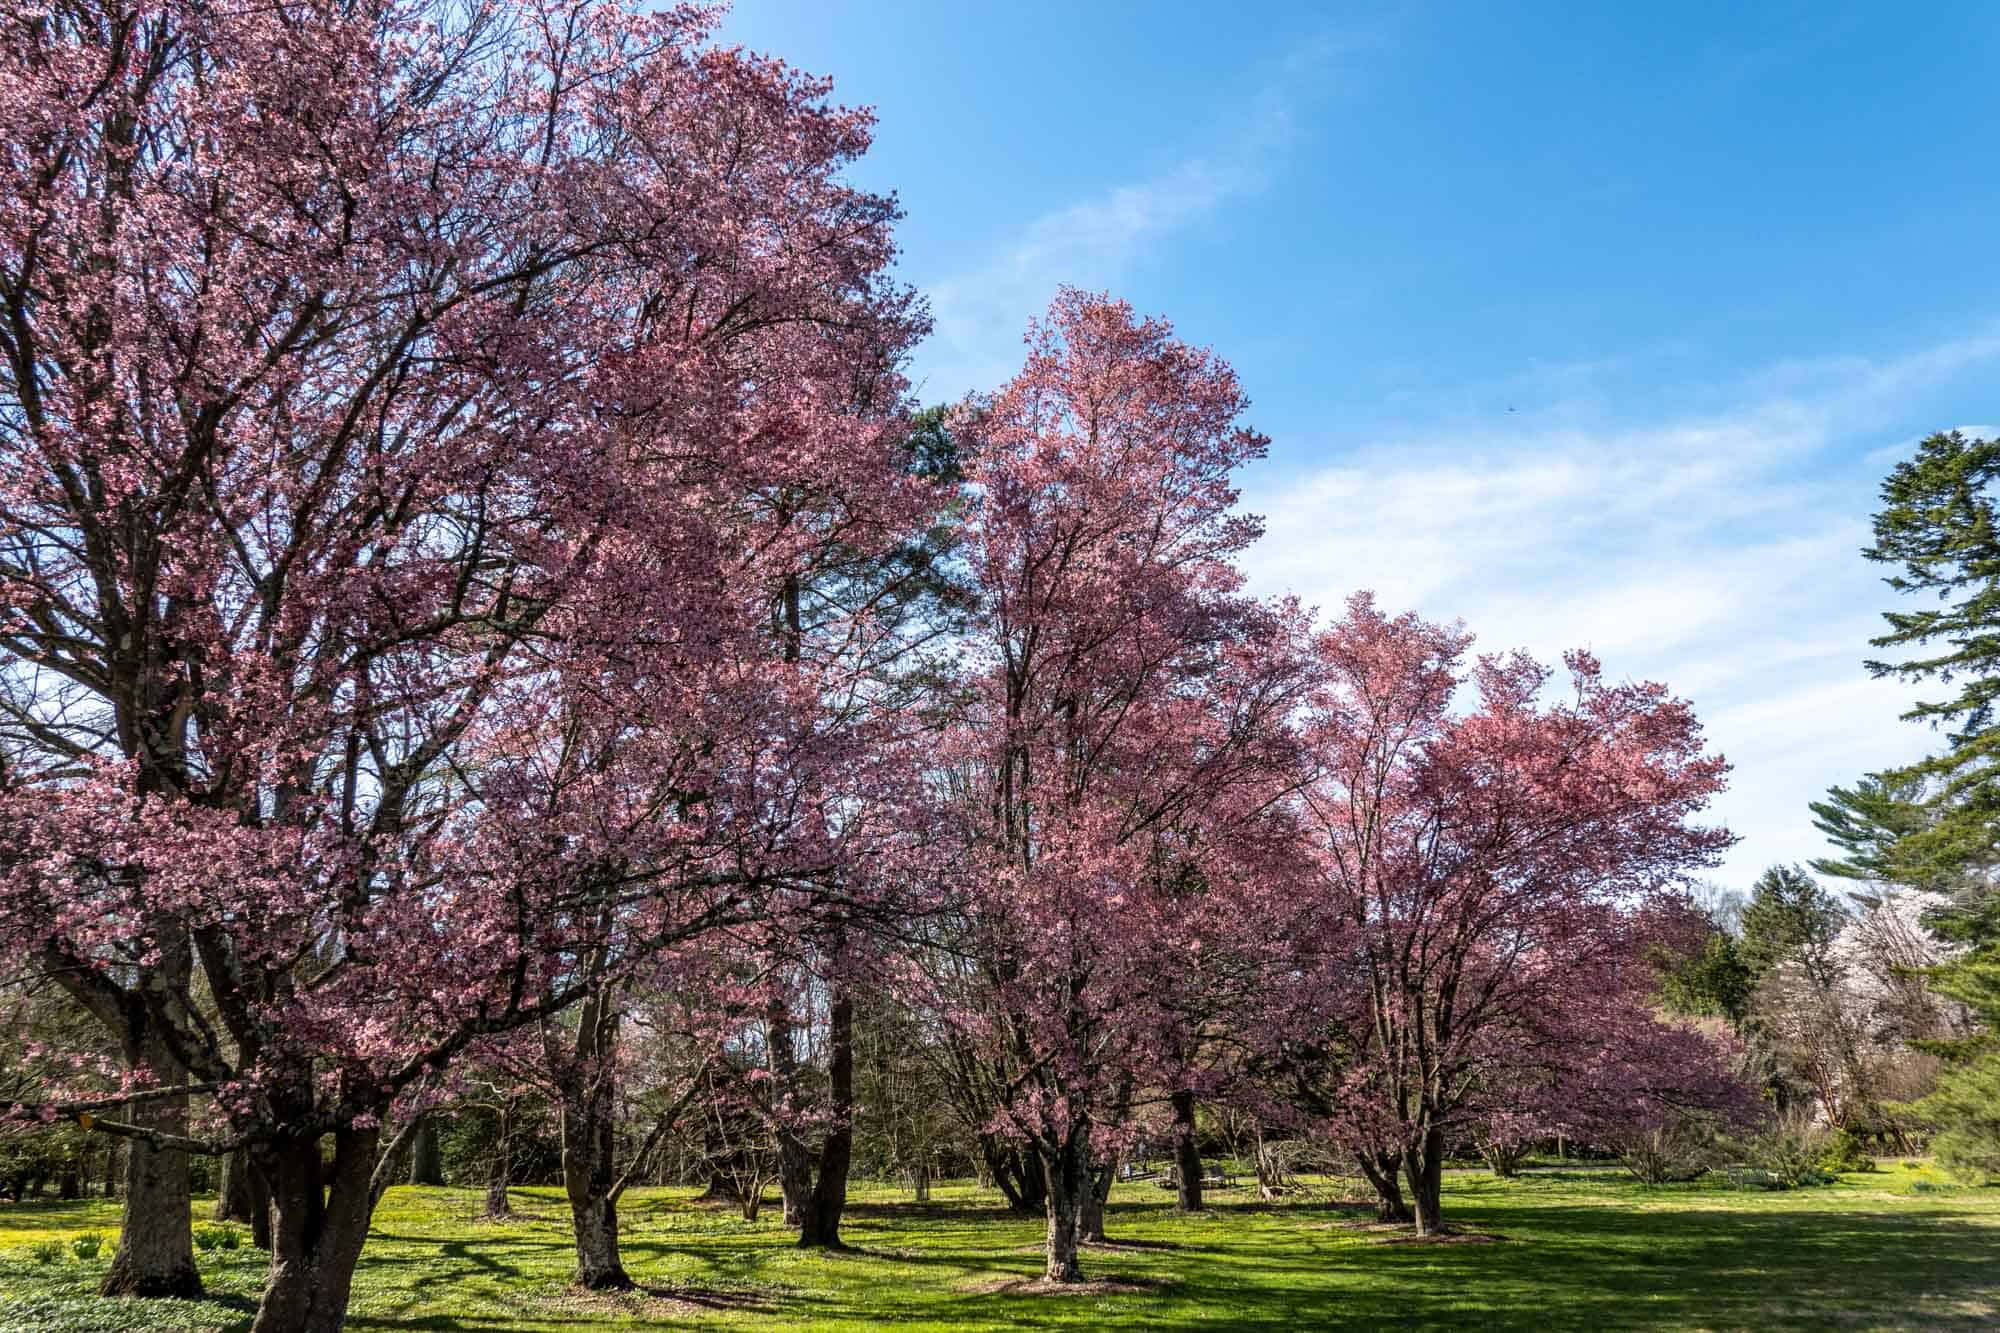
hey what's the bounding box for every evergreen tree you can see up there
[1738,865,1847,981]
[1859,430,2000,883]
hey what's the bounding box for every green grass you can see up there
[2,1163,1997,1331]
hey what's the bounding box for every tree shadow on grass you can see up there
[841,1199,1033,1226]
[1262,1203,2000,1331]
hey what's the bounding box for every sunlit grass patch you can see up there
[0,1168,1996,1331]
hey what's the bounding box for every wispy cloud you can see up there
[915,160,1257,396]
[1240,330,2000,887]
[910,31,1357,400]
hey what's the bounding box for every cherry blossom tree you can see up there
[929,290,1308,1282]
[0,1,923,1327]
[1266,596,1736,1234]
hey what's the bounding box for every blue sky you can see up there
[720,1,2000,888]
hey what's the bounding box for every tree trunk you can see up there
[981,1137,1046,1216]
[250,1165,273,1251]
[1357,1149,1413,1223]
[1079,1159,1114,1242]
[102,1143,121,1197]
[1253,1124,1283,1199]
[1171,1090,1204,1213]
[58,1161,80,1200]
[567,1189,627,1291]
[485,1103,514,1220]
[1404,1126,1446,1236]
[217,1149,252,1221]
[777,1138,810,1227]
[216,1146,271,1250]
[554,982,635,1289]
[912,1160,930,1202]
[219,1149,273,1248]
[763,984,813,1229]
[249,1127,380,1333]
[1039,1130,1088,1283]
[558,1087,630,1288]
[407,1118,443,1187]
[796,990,855,1250]
[101,1034,201,1298]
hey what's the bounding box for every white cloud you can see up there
[909,31,1354,400]
[916,159,1258,397]
[1240,332,2000,889]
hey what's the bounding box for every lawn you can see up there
[2,1164,1996,1331]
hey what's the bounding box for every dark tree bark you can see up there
[763,983,813,1229]
[1079,1159,1114,1242]
[795,989,855,1250]
[101,1032,200,1298]
[51,929,200,1298]
[1403,1126,1447,1235]
[485,1102,516,1220]
[1171,1090,1204,1213]
[981,1137,1046,1216]
[554,988,632,1290]
[407,1118,443,1187]
[698,1171,743,1203]
[217,1147,273,1248]
[217,1149,254,1221]
[248,1127,379,1333]
[549,980,707,1289]
[1038,1128,1089,1283]
[1357,1149,1413,1224]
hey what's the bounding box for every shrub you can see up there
[1479,1139,1529,1178]
[1818,1128,1874,1173]
[1618,1119,1721,1185]
[192,1225,242,1253]
[1747,1115,1837,1188]
[69,1233,103,1260]
[30,1239,63,1265]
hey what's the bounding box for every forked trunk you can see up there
[1404,1126,1447,1236]
[981,1137,1046,1216]
[250,1126,380,1333]
[560,1125,629,1289]
[1171,1090,1204,1213]
[1039,1130,1089,1283]
[1253,1126,1283,1199]
[1357,1149,1413,1224]
[102,1034,200,1298]
[555,988,633,1289]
